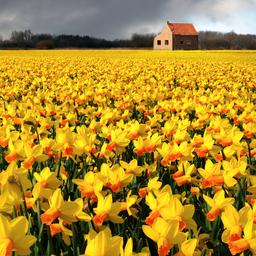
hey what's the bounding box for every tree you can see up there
[10,30,32,42]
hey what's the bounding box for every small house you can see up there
[154,22,199,50]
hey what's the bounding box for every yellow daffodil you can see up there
[84,227,123,256]
[40,188,84,225]
[203,190,235,221]
[0,214,36,255]
[93,192,123,226]
[143,217,186,256]
[73,171,103,201]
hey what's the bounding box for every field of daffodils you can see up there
[0,50,256,255]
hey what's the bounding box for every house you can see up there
[154,22,199,50]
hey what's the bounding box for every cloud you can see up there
[0,0,255,39]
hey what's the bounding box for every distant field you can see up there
[0,50,256,256]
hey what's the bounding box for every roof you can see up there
[167,22,199,35]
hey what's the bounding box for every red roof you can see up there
[167,22,198,35]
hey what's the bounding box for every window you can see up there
[165,40,169,45]
[186,40,191,45]
[180,41,184,44]
[157,40,161,45]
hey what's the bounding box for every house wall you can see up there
[173,35,198,50]
[153,24,173,50]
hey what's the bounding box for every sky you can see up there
[0,0,255,39]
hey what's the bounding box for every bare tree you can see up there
[10,29,33,42]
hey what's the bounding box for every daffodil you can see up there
[0,214,36,255]
[73,171,103,201]
[221,204,249,245]
[138,177,162,198]
[159,196,197,232]
[100,163,133,193]
[143,218,186,256]
[33,167,62,199]
[198,159,224,188]
[120,190,138,216]
[106,129,130,154]
[174,238,198,256]
[92,192,123,226]
[203,189,235,221]
[40,188,84,225]
[122,238,150,256]
[145,189,172,226]
[84,227,123,256]
[50,219,73,245]
[21,143,48,169]
[228,219,256,255]
[120,159,145,177]
[172,161,195,186]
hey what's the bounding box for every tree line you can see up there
[0,29,255,49]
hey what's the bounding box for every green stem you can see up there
[72,223,79,256]
[56,152,62,178]
[46,226,54,255]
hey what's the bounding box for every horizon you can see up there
[1,27,256,42]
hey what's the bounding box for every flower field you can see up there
[0,50,256,256]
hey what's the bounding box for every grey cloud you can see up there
[0,0,255,39]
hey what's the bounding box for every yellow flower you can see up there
[127,120,147,140]
[221,204,248,244]
[215,127,243,148]
[122,238,150,256]
[120,190,138,216]
[33,167,62,199]
[93,192,123,226]
[84,227,123,256]
[106,129,130,154]
[198,159,224,188]
[203,189,235,221]
[5,140,24,163]
[222,156,247,179]
[50,219,73,245]
[228,219,256,255]
[0,214,36,255]
[54,126,76,158]
[100,163,133,193]
[143,217,186,256]
[138,177,162,198]
[159,196,197,232]
[120,159,145,177]
[40,188,83,225]
[21,143,48,169]
[174,238,198,256]
[172,161,195,187]
[145,188,172,226]
[74,126,98,155]
[73,171,103,201]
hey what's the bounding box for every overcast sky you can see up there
[0,0,255,39]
